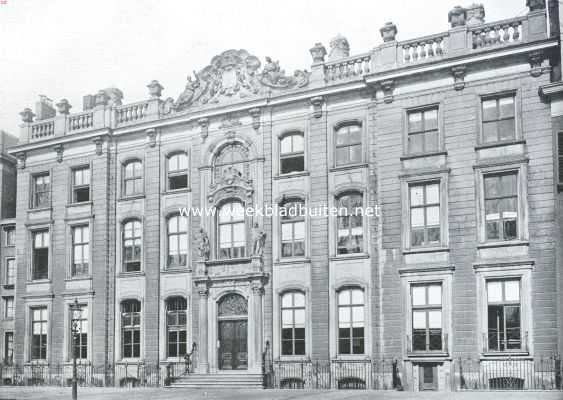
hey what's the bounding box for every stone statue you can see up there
[252,223,266,257]
[328,34,350,61]
[198,228,211,260]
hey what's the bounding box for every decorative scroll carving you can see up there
[451,65,467,90]
[528,50,544,77]
[93,136,103,156]
[381,80,395,104]
[259,57,309,89]
[248,108,261,130]
[53,144,64,163]
[310,96,324,118]
[218,293,248,316]
[198,117,209,143]
[146,128,157,147]
[16,152,26,169]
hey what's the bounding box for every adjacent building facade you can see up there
[1,0,562,391]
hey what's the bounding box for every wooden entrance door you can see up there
[218,319,248,370]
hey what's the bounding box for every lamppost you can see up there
[69,299,82,400]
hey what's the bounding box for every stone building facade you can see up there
[2,0,563,391]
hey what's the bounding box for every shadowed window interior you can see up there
[4,332,13,365]
[487,279,521,352]
[3,297,13,319]
[280,199,305,258]
[166,297,187,358]
[411,284,442,352]
[5,258,15,287]
[71,225,89,277]
[32,230,49,280]
[280,133,304,174]
[121,300,141,359]
[4,227,15,247]
[335,124,362,166]
[72,166,90,203]
[408,108,438,154]
[167,153,188,190]
[482,94,515,143]
[338,287,364,355]
[218,201,245,259]
[123,220,142,272]
[336,193,363,255]
[484,172,518,241]
[123,160,143,197]
[32,173,50,209]
[71,304,88,360]
[167,215,188,268]
[31,307,48,360]
[409,182,440,247]
[281,291,305,356]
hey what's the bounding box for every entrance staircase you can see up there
[169,372,264,389]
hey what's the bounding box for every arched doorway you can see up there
[217,293,248,370]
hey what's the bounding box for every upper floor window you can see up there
[218,201,245,259]
[484,172,518,241]
[167,215,188,268]
[411,284,442,352]
[487,279,521,352]
[336,193,363,255]
[123,160,143,197]
[5,258,15,286]
[410,182,440,247]
[280,199,305,258]
[214,143,249,183]
[166,297,187,358]
[123,220,142,272]
[407,108,438,154]
[31,307,48,360]
[72,166,90,203]
[280,133,304,174]
[5,227,15,246]
[32,173,50,209]
[3,297,14,319]
[4,332,13,365]
[335,124,362,166]
[71,304,88,359]
[71,225,89,277]
[337,287,364,355]
[167,153,188,191]
[281,291,305,356]
[482,94,515,143]
[32,230,49,280]
[121,300,141,358]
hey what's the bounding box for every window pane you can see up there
[408,133,424,154]
[504,281,520,302]
[412,286,426,306]
[426,206,440,226]
[498,96,514,118]
[413,311,426,329]
[408,112,423,132]
[281,223,293,241]
[411,208,424,227]
[482,99,497,121]
[338,308,350,327]
[292,135,304,152]
[281,293,292,308]
[483,121,498,143]
[424,109,438,130]
[338,290,350,305]
[351,289,363,304]
[351,306,363,326]
[487,281,503,303]
[294,309,305,325]
[499,119,515,141]
[428,285,442,305]
[293,222,305,240]
[280,136,292,154]
[428,311,442,328]
[410,186,424,206]
[293,293,305,307]
[281,310,292,326]
[426,184,439,204]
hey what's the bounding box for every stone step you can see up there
[169,373,263,389]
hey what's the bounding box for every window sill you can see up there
[118,272,145,278]
[27,207,52,213]
[162,267,192,274]
[329,163,368,172]
[274,257,311,265]
[117,359,143,364]
[163,188,191,195]
[477,240,529,249]
[278,355,310,362]
[118,194,145,202]
[330,253,369,261]
[400,151,447,161]
[206,257,252,266]
[66,201,92,208]
[64,276,92,282]
[26,279,51,285]
[273,171,310,180]
[25,361,49,366]
[333,355,369,361]
[481,352,531,359]
[406,352,449,359]
[403,247,449,255]
[2,284,14,290]
[475,139,525,151]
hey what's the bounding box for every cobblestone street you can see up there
[0,388,562,400]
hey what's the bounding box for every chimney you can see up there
[35,95,56,120]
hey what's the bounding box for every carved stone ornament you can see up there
[310,43,327,64]
[20,108,35,123]
[448,6,467,28]
[466,4,485,26]
[56,99,72,115]
[381,80,395,104]
[175,49,310,111]
[159,97,175,115]
[16,152,26,169]
[53,144,64,163]
[528,50,544,77]
[147,80,163,98]
[248,108,261,130]
[146,128,157,147]
[95,90,109,106]
[93,136,103,156]
[328,34,350,61]
[197,283,209,298]
[197,228,211,261]
[252,222,266,257]
[380,22,398,42]
[451,65,467,90]
[527,0,545,11]
[218,293,248,316]
[310,96,324,118]
[220,115,242,129]
[198,117,209,142]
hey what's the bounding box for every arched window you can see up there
[280,133,304,174]
[335,124,362,166]
[280,199,305,258]
[213,144,248,183]
[336,193,363,255]
[167,215,188,268]
[281,292,305,356]
[121,300,141,358]
[337,287,364,355]
[123,160,143,197]
[123,220,142,272]
[167,153,188,190]
[218,201,245,259]
[166,297,187,358]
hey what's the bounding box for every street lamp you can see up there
[69,299,82,400]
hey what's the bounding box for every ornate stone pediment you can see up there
[175,49,309,111]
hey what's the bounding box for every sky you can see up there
[0,0,527,138]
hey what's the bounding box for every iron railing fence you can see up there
[451,355,562,391]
